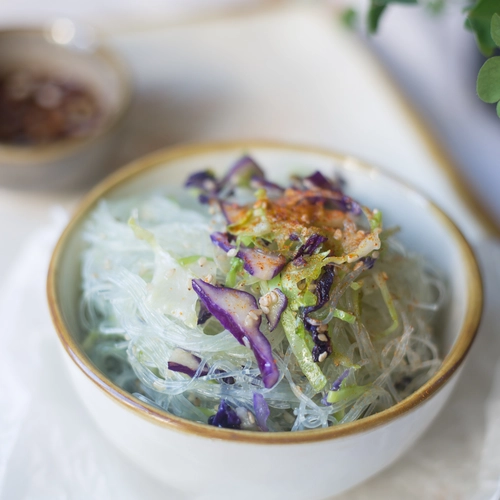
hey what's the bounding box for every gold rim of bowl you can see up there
[0,28,132,163]
[47,141,483,444]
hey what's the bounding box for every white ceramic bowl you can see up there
[48,142,482,499]
[0,26,131,190]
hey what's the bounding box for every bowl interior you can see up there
[50,143,480,437]
[0,29,128,147]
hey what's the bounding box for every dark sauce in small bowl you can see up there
[0,70,102,146]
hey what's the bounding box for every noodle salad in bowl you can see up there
[80,155,445,433]
[48,143,481,498]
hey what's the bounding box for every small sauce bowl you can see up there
[0,23,131,190]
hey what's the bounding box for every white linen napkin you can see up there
[0,214,499,500]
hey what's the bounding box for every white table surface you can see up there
[0,4,498,499]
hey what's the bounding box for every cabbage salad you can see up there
[81,156,445,432]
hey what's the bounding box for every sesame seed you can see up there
[259,295,270,307]
[248,310,259,321]
[318,333,328,342]
[318,352,328,362]
[227,248,238,257]
[372,251,380,259]
[248,412,256,424]
[197,257,207,266]
[203,274,214,284]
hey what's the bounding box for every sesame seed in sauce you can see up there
[318,352,328,362]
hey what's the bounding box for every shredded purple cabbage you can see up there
[210,232,287,281]
[301,265,335,362]
[167,349,209,378]
[197,302,212,325]
[219,155,264,189]
[253,393,270,432]
[303,171,342,192]
[192,279,279,388]
[208,400,241,429]
[264,288,288,331]
[185,170,217,191]
[362,255,377,269]
[331,368,350,391]
[293,234,327,262]
[249,176,284,197]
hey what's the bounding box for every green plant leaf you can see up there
[491,13,500,47]
[367,0,417,34]
[368,4,387,33]
[466,0,500,57]
[497,100,500,118]
[477,56,500,102]
[341,8,358,30]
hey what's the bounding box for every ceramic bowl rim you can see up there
[47,140,483,444]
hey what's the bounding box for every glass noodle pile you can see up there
[81,156,445,432]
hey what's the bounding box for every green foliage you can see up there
[368,0,417,34]
[476,11,500,113]
[477,57,500,102]
[491,13,500,46]
[341,8,358,30]
[465,0,500,57]
[367,0,500,118]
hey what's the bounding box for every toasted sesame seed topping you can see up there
[318,352,328,363]
[248,310,259,321]
[227,248,238,258]
[317,333,328,342]
[259,295,270,307]
[203,274,214,284]
[198,257,207,266]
